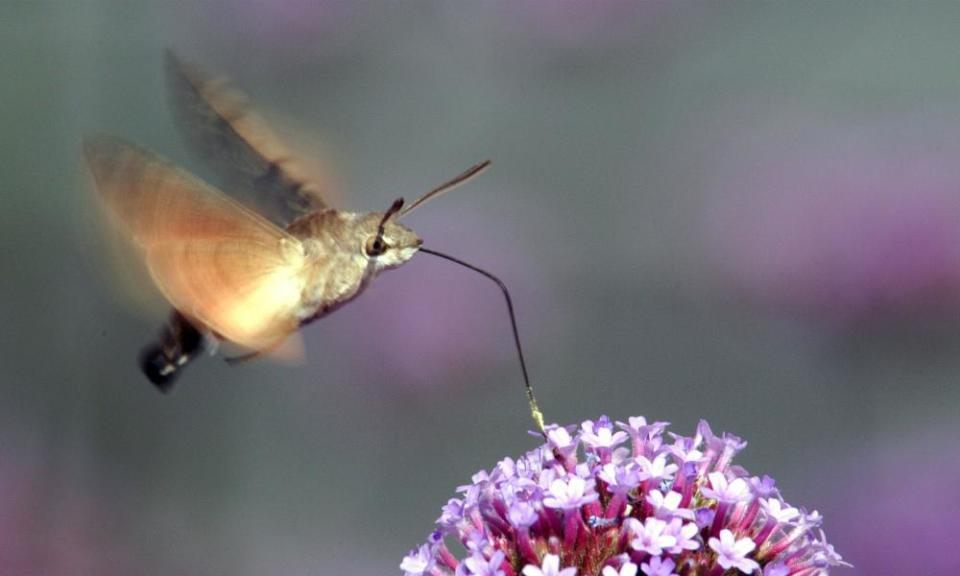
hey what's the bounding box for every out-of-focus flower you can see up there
[704,121,960,321]
[200,0,366,58]
[0,445,128,575]
[401,416,843,575]
[822,426,960,575]
[501,0,694,54]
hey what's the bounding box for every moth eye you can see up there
[365,236,387,257]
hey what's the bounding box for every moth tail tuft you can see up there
[139,311,205,393]
[139,343,180,392]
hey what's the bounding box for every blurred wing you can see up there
[84,135,307,354]
[165,50,328,223]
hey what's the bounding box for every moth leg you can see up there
[223,332,300,365]
[204,332,221,356]
[224,349,262,365]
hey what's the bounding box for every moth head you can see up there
[361,198,422,269]
[360,160,491,270]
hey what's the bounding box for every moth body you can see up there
[86,52,477,391]
[286,209,422,324]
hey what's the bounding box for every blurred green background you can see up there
[2,2,959,574]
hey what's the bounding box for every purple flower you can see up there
[603,561,639,576]
[640,556,677,576]
[546,425,580,461]
[581,419,629,451]
[401,544,435,576]
[628,517,677,556]
[700,472,750,504]
[708,529,760,573]
[522,554,577,576]
[665,440,704,467]
[598,463,642,495]
[543,476,598,511]
[694,507,715,529]
[645,490,695,521]
[750,475,780,499]
[438,498,465,529]
[401,415,838,575]
[617,417,669,457]
[508,500,538,529]
[634,454,678,483]
[464,550,507,576]
[617,416,653,438]
[811,532,849,570]
[663,518,700,554]
[760,498,800,524]
[764,561,790,576]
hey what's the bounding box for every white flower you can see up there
[645,490,695,521]
[543,476,598,511]
[602,561,638,576]
[761,498,800,524]
[546,426,578,458]
[640,556,678,576]
[522,554,577,576]
[635,454,678,482]
[700,472,751,503]
[628,517,677,556]
[400,544,434,576]
[581,421,629,450]
[598,463,641,494]
[708,529,760,573]
[663,518,700,554]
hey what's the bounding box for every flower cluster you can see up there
[401,416,845,576]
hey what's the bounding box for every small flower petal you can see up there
[603,561,639,576]
[708,529,760,573]
[523,554,577,576]
[639,556,677,576]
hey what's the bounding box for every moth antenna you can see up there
[418,247,547,438]
[368,197,406,254]
[379,197,406,234]
[399,160,491,218]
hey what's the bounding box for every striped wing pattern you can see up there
[165,50,327,223]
